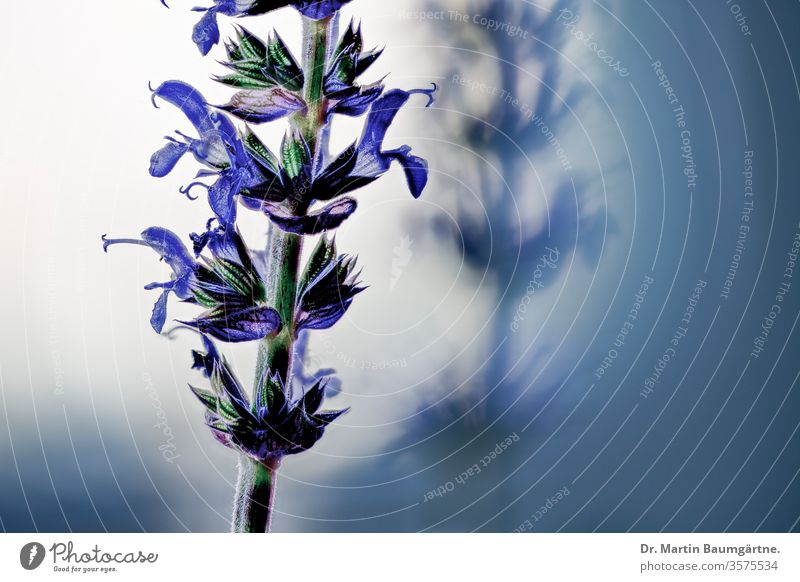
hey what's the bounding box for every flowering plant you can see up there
[104,0,435,532]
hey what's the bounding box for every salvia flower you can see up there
[293,0,353,20]
[149,80,267,227]
[321,86,437,199]
[162,0,355,55]
[254,86,437,234]
[103,224,281,342]
[190,335,347,460]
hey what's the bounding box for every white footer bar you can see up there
[1,533,797,581]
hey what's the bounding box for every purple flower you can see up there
[102,227,195,332]
[103,225,280,342]
[149,80,271,227]
[107,1,435,488]
[256,86,437,235]
[149,55,434,238]
[334,86,437,199]
[161,0,354,55]
[293,0,352,20]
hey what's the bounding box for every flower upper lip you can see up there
[161,0,356,55]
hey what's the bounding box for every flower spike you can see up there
[111,0,434,532]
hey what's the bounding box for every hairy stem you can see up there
[296,16,332,149]
[232,456,280,533]
[255,228,303,387]
[232,14,333,534]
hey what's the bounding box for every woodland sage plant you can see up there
[103,0,436,532]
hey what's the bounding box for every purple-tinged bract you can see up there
[190,336,347,460]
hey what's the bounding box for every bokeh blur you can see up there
[1,0,798,532]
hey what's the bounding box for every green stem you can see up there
[254,228,303,386]
[296,16,332,150]
[231,13,333,534]
[232,457,280,533]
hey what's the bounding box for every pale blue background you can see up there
[0,0,798,532]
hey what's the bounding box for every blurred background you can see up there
[1,0,799,532]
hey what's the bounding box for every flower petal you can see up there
[151,81,239,155]
[192,8,220,56]
[103,229,198,333]
[140,227,196,279]
[150,288,172,333]
[313,86,437,198]
[354,86,436,178]
[149,140,191,177]
[103,228,196,286]
[384,145,429,199]
[292,0,352,19]
[208,172,241,227]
